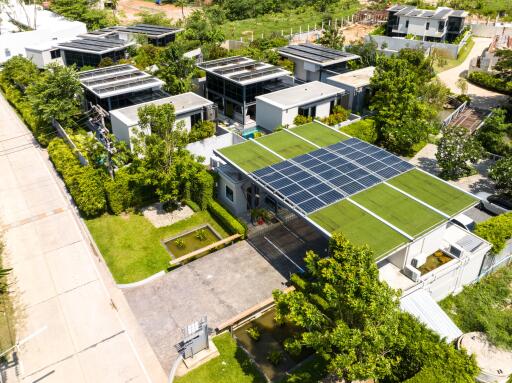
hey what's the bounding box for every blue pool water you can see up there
[242,126,265,139]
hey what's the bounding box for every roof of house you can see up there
[388,5,467,19]
[57,35,134,54]
[327,66,376,88]
[216,121,477,258]
[78,64,164,99]
[255,81,345,110]
[278,43,360,66]
[110,92,213,126]
[84,24,182,39]
[198,56,291,86]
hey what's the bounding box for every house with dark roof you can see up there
[83,24,182,46]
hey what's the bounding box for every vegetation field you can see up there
[441,264,512,349]
[85,211,229,284]
[292,122,347,147]
[387,169,477,216]
[352,184,446,237]
[220,4,360,41]
[218,141,281,172]
[175,333,265,383]
[257,131,316,158]
[309,199,408,257]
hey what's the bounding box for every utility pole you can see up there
[89,104,115,179]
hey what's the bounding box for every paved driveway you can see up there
[0,93,165,383]
[123,240,287,371]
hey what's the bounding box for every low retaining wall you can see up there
[366,35,466,59]
[470,22,512,38]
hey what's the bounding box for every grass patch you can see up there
[175,333,265,383]
[218,141,282,173]
[308,199,408,258]
[433,38,475,73]
[221,4,359,40]
[85,211,229,284]
[0,242,15,356]
[387,169,477,216]
[257,131,316,158]
[440,264,512,349]
[352,184,446,238]
[291,122,347,147]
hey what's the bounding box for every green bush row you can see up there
[474,212,512,254]
[321,105,350,126]
[467,71,512,95]
[207,200,247,238]
[47,139,107,217]
[340,118,378,144]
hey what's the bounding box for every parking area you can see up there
[123,240,287,372]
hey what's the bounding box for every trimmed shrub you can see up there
[467,71,512,95]
[474,212,512,254]
[340,118,378,144]
[293,115,313,126]
[104,168,139,215]
[207,200,247,238]
[189,120,216,143]
[321,105,350,126]
[190,169,214,210]
[185,199,201,212]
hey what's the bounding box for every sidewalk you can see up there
[0,93,166,383]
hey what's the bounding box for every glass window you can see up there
[426,22,430,30]
[50,49,61,59]
[405,20,409,28]
[225,185,234,202]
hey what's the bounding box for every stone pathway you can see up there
[142,203,194,228]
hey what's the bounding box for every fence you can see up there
[442,100,468,127]
[51,119,89,166]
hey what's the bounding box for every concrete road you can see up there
[437,37,509,110]
[0,93,166,382]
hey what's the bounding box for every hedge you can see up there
[340,118,378,144]
[467,71,512,95]
[190,169,215,210]
[474,212,512,254]
[207,200,247,238]
[185,199,201,212]
[47,138,107,217]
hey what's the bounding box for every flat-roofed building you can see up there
[326,66,375,113]
[110,92,216,149]
[198,56,293,126]
[278,43,360,82]
[386,5,467,42]
[255,81,346,131]
[57,36,135,68]
[78,64,166,111]
[83,24,182,46]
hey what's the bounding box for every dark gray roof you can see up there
[58,36,132,54]
[450,10,466,17]
[278,43,360,66]
[432,8,452,19]
[117,24,182,38]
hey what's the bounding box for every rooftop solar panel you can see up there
[200,56,247,69]
[214,62,265,75]
[82,71,145,87]
[433,8,452,19]
[230,67,286,82]
[92,77,161,95]
[79,64,134,79]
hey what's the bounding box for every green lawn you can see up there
[308,199,408,258]
[218,141,282,173]
[175,333,265,383]
[440,264,512,349]
[291,122,348,147]
[85,212,229,284]
[257,131,316,158]
[433,38,475,73]
[221,4,360,40]
[352,184,446,238]
[387,169,477,217]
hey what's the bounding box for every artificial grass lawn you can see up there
[352,183,446,238]
[388,169,477,217]
[218,141,282,173]
[85,212,229,284]
[175,333,265,383]
[256,130,316,159]
[291,122,348,147]
[309,199,408,258]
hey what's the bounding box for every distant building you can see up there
[83,24,182,47]
[469,34,512,74]
[325,66,375,114]
[78,64,166,112]
[386,5,467,42]
[198,56,293,126]
[255,81,346,131]
[110,92,216,150]
[277,43,360,82]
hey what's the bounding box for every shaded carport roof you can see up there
[215,121,478,259]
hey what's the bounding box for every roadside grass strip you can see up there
[290,121,348,147]
[309,199,408,258]
[351,183,446,238]
[256,130,317,159]
[387,169,478,216]
[218,140,282,173]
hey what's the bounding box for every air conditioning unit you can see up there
[404,265,421,282]
[448,244,464,258]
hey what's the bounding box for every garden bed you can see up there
[418,250,454,275]
[163,224,222,258]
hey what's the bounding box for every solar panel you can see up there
[318,190,345,204]
[298,198,325,213]
[230,67,285,82]
[214,62,265,75]
[288,190,315,204]
[309,183,332,195]
[200,56,247,69]
[280,184,302,196]
[296,177,318,188]
[279,43,356,65]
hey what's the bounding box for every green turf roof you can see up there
[256,130,317,159]
[217,141,281,173]
[387,169,478,217]
[290,122,348,147]
[309,199,409,258]
[351,183,446,238]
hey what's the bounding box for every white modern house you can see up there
[110,92,216,150]
[0,1,86,66]
[255,81,346,131]
[325,66,375,113]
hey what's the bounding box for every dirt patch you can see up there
[341,23,377,43]
[117,0,198,24]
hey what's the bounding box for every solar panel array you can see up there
[230,67,286,83]
[199,56,247,69]
[79,64,134,80]
[81,70,144,87]
[214,62,265,75]
[93,77,161,94]
[59,36,128,53]
[250,138,414,215]
[279,43,356,64]
[120,24,181,37]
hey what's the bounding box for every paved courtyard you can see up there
[123,240,287,372]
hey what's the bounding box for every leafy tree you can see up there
[495,48,512,82]
[26,63,82,127]
[174,0,188,18]
[156,43,196,94]
[98,57,114,67]
[346,39,378,68]
[135,10,173,27]
[476,108,512,156]
[474,212,512,254]
[273,234,404,383]
[133,44,163,69]
[189,120,216,142]
[183,10,225,45]
[317,24,345,50]
[1,56,39,89]
[489,156,512,196]
[50,0,112,30]
[456,77,468,95]
[436,125,483,180]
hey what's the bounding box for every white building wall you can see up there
[187,131,244,165]
[282,107,298,127]
[255,99,286,131]
[25,49,63,69]
[217,172,247,216]
[316,102,331,118]
[110,114,134,148]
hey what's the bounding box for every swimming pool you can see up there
[242,126,266,139]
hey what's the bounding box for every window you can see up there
[225,185,234,202]
[405,20,409,28]
[438,21,445,31]
[50,49,61,59]
[190,112,202,127]
[5,49,11,58]
[426,22,430,30]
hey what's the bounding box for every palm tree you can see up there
[174,0,187,19]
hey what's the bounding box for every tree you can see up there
[156,43,196,94]
[489,156,512,196]
[346,39,378,68]
[317,24,345,50]
[189,120,216,142]
[50,0,112,30]
[494,49,512,82]
[1,56,39,89]
[456,77,468,95]
[174,0,188,18]
[476,108,512,156]
[273,234,404,383]
[135,10,173,27]
[184,10,225,45]
[436,125,483,180]
[26,63,83,127]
